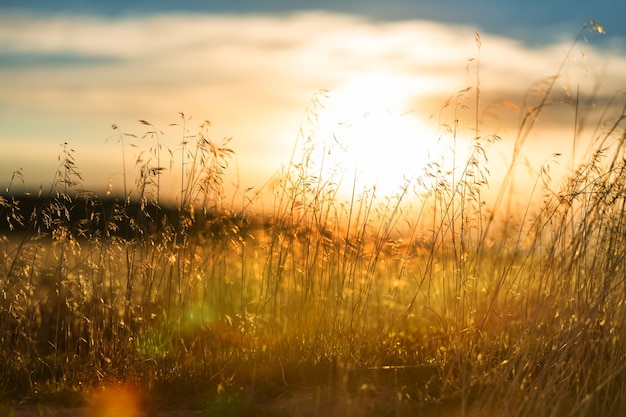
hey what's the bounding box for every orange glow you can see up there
[88,382,141,417]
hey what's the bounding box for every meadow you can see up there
[1,21,626,417]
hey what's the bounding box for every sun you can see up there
[309,87,444,202]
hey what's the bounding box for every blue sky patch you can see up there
[0,51,119,69]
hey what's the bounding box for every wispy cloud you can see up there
[0,11,623,199]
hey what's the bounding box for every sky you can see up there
[1,1,625,208]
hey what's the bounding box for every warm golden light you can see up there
[89,382,141,417]
[1,5,624,416]
[1,12,621,204]
[308,86,445,201]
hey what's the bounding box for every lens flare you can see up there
[88,382,141,417]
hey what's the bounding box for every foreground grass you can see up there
[1,21,626,417]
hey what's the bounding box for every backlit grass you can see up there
[1,21,625,417]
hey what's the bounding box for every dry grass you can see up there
[1,20,626,417]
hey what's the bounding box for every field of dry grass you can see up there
[2,21,626,417]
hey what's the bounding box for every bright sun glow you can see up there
[310,84,445,201]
